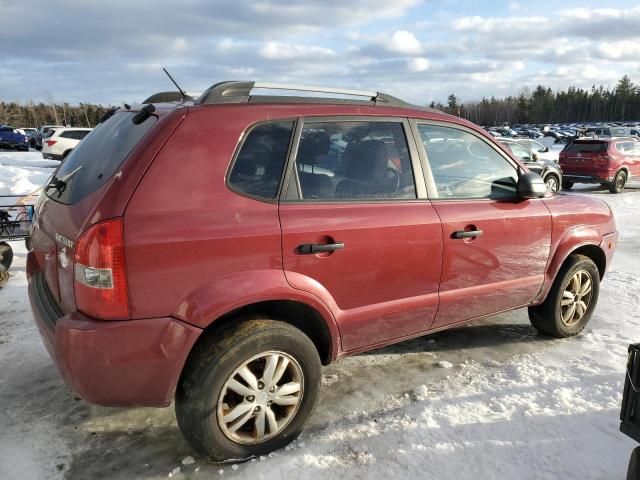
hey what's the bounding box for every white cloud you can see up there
[259,42,336,60]
[388,30,422,55]
[408,57,429,72]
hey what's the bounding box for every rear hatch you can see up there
[560,141,609,173]
[31,110,158,315]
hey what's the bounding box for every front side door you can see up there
[279,118,443,352]
[413,121,552,330]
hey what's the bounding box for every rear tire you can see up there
[175,319,321,462]
[528,254,599,338]
[0,242,13,272]
[610,170,627,194]
[562,180,573,190]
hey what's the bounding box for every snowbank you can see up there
[0,152,52,197]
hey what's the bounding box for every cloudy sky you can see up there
[2,0,640,106]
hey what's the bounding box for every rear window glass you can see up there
[565,142,607,153]
[228,121,294,200]
[46,111,156,204]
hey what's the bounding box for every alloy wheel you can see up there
[217,351,304,445]
[560,270,593,326]
[545,176,559,193]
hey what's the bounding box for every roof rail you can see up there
[142,91,194,104]
[194,81,432,110]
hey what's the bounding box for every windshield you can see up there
[46,111,156,204]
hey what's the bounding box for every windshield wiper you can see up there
[45,166,83,198]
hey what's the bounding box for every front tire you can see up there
[610,170,627,194]
[544,174,560,193]
[528,254,600,337]
[562,180,573,190]
[175,319,321,462]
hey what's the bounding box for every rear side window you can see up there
[565,142,607,153]
[228,121,294,200]
[44,129,56,138]
[293,121,416,200]
[46,111,155,204]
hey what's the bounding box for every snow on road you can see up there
[0,152,638,479]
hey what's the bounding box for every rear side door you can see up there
[279,117,443,352]
[412,121,552,329]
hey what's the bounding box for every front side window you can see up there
[417,124,518,200]
[293,121,416,200]
[228,121,294,200]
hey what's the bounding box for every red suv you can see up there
[559,138,640,193]
[28,82,618,461]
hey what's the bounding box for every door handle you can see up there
[297,242,345,254]
[451,230,483,239]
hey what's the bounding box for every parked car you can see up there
[516,138,556,161]
[559,138,640,193]
[544,130,567,143]
[28,82,618,462]
[33,125,63,150]
[497,138,563,192]
[0,125,29,151]
[17,127,36,138]
[41,127,92,160]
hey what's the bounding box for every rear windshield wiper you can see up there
[45,166,83,198]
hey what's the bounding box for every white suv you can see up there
[42,127,92,160]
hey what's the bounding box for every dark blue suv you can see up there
[0,125,28,151]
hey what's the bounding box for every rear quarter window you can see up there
[227,121,294,200]
[46,111,156,204]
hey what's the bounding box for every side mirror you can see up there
[540,147,549,153]
[517,172,547,199]
[532,153,538,161]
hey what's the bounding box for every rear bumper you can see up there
[562,173,613,183]
[27,258,202,407]
[562,171,615,184]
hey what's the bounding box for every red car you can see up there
[559,137,640,193]
[28,82,618,461]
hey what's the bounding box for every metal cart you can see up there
[0,194,35,288]
[621,343,640,479]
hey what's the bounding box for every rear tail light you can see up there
[45,140,57,147]
[74,218,130,320]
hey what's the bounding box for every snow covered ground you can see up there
[0,153,638,480]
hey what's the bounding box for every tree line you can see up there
[431,75,640,126]
[3,74,639,129]
[0,101,115,128]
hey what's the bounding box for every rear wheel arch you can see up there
[191,300,335,366]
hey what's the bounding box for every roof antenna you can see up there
[163,67,187,99]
